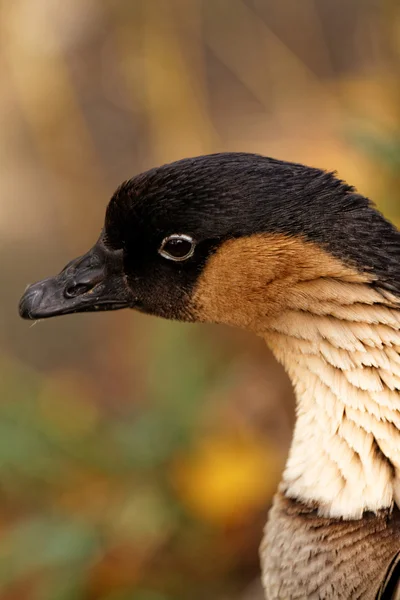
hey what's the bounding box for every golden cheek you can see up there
[191,233,371,332]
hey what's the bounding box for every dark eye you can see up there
[159,234,196,262]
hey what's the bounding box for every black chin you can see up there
[18,241,135,320]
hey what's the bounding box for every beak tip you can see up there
[18,284,44,320]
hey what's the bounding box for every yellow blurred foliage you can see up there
[171,433,283,526]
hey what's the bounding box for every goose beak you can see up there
[19,242,133,320]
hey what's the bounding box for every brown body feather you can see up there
[262,492,400,600]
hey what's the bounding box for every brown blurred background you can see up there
[1,1,400,599]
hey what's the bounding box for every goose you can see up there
[19,152,400,599]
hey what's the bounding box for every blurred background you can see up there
[1,0,400,598]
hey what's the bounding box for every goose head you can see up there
[18,152,400,328]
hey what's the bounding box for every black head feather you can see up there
[105,152,400,300]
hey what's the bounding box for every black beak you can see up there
[19,241,134,320]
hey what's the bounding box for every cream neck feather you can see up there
[263,278,400,519]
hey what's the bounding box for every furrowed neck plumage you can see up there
[264,279,400,519]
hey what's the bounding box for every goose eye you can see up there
[159,234,195,262]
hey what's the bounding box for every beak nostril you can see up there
[64,283,95,299]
